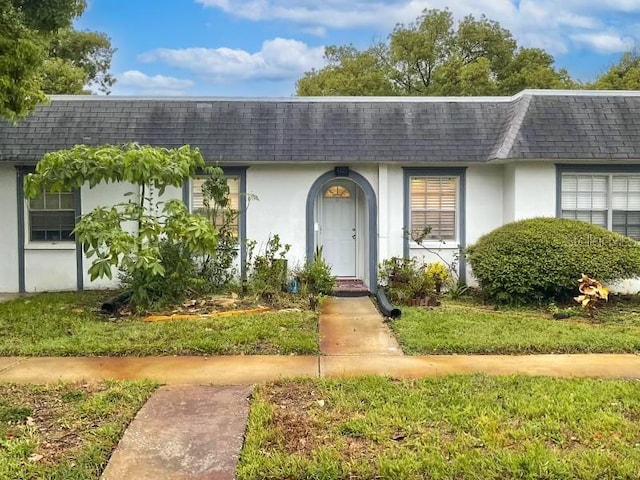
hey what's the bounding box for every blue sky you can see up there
[76,0,640,97]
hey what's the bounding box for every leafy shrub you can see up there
[425,262,452,292]
[378,257,436,305]
[246,235,291,301]
[466,217,640,304]
[121,240,207,309]
[295,246,336,295]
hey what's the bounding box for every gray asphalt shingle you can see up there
[0,91,639,164]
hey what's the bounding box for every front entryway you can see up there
[306,170,378,290]
[321,182,356,277]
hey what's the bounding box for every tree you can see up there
[44,29,116,94]
[296,8,576,96]
[0,0,115,121]
[297,45,396,96]
[24,144,219,308]
[497,48,576,94]
[591,51,640,90]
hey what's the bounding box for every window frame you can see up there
[191,175,241,238]
[556,164,640,240]
[27,188,78,243]
[184,166,248,279]
[16,166,83,293]
[403,167,466,258]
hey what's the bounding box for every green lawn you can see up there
[0,292,319,356]
[239,375,640,480]
[390,300,640,354]
[0,381,157,480]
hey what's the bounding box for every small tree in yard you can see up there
[24,143,219,308]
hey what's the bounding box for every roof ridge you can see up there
[493,94,533,160]
[47,89,640,103]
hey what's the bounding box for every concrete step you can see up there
[333,278,370,297]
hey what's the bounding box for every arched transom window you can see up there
[324,185,351,198]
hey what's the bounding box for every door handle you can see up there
[352,233,356,239]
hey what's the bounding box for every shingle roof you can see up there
[505,94,640,160]
[1,90,639,164]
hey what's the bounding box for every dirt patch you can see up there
[110,291,314,319]
[0,383,106,465]
[262,382,324,457]
[261,382,389,461]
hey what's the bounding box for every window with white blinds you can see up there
[410,176,457,241]
[561,173,640,240]
[192,176,240,236]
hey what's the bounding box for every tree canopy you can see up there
[0,0,115,121]
[297,8,577,96]
[591,51,640,90]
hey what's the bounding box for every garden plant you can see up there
[466,217,640,304]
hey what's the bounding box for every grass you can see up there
[238,375,640,480]
[0,380,157,480]
[390,300,640,354]
[0,292,319,356]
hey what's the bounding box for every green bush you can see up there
[120,240,207,309]
[466,217,640,304]
[295,246,336,295]
[246,235,291,301]
[378,257,436,305]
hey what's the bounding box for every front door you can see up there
[322,182,356,277]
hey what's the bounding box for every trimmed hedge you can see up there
[466,217,640,304]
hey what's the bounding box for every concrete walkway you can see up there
[101,385,251,480]
[0,293,23,303]
[1,353,639,384]
[319,297,402,356]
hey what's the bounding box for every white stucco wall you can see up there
[511,162,556,220]
[0,166,19,292]
[386,165,406,260]
[1,160,564,293]
[466,165,504,245]
[503,164,516,223]
[24,248,77,292]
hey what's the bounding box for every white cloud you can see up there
[117,70,195,95]
[195,0,518,29]
[195,0,640,56]
[571,33,636,53]
[139,38,326,82]
[301,26,328,37]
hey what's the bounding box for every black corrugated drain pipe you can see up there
[101,291,132,314]
[376,287,401,319]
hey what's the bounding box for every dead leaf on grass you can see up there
[28,453,44,463]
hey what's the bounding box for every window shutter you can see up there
[192,178,206,210]
[410,176,457,240]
